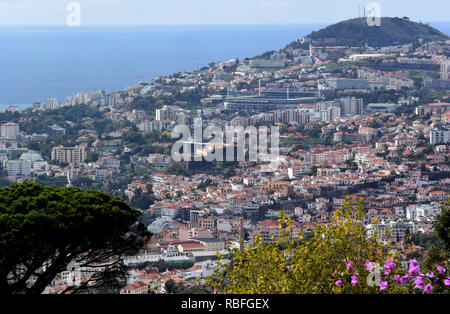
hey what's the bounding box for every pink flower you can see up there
[384,268,391,275]
[424,284,433,294]
[409,259,418,267]
[400,274,410,284]
[394,275,401,283]
[335,279,343,286]
[427,272,435,279]
[385,260,396,269]
[346,262,354,271]
[444,278,450,286]
[437,265,446,275]
[351,273,359,286]
[365,260,375,272]
[409,265,420,276]
[380,278,388,291]
[414,277,425,290]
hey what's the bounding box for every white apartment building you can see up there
[44,98,59,110]
[288,164,311,179]
[0,122,20,138]
[320,106,342,122]
[340,97,364,115]
[51,146,86,164]
[430,129,450,145]
[155,105,178,121]
[406,204,441,220]
[6,159,31,177]
[19,150,49,175]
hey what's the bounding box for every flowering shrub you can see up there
[206,197,450,294]
[334,258,450,294]
[207,198,394,294]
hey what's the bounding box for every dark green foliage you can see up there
[86,151,99,163]
[131,187,155,210]
[35,175,68,187]
[0,181,151,294]
[302,17,448,47]
[434,199,450,251]
[405,231,444,251]
[123,129,145,146]
[136,260,195,272]
[71,176,97,189]
[165,279,211,294]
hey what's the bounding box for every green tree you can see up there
[165,279,177,294]
[0,182,151,294]
[131,187,155,210]
[433,199,450,251]
[86,151,99,163]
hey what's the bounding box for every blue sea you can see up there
[0,22,448,109]
[0,24,324,108]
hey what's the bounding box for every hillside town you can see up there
[1,22,449,294]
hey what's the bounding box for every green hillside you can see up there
[299,17,449,47]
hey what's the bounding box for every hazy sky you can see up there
[0,0,448,25]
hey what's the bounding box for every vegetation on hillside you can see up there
[286,17,448,49]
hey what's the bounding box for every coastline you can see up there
[0,23,324,105]
[1,22,448,107]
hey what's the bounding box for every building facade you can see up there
[51,146,86,164]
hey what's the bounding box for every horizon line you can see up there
[0,19,449,27]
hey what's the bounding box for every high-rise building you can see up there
[65,92,88,106]
[0,122,20,138]
[340,97,364,115]
[51,146,86,164]
[155,105,178,121]
[320,106,342,122]
[6,160,31,177]
[430,129,450,145]
[44,98,59,110]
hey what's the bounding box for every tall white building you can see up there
[320,106,342,122]
[19,150,49,175]
[44,98,59,110]
[0,122,20,138]
[430,129,450,144]
[155,105,178,121]
[340,97,364,115]
[65,92,88,106]
[6,160,31,177]
[406,204,440,220]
